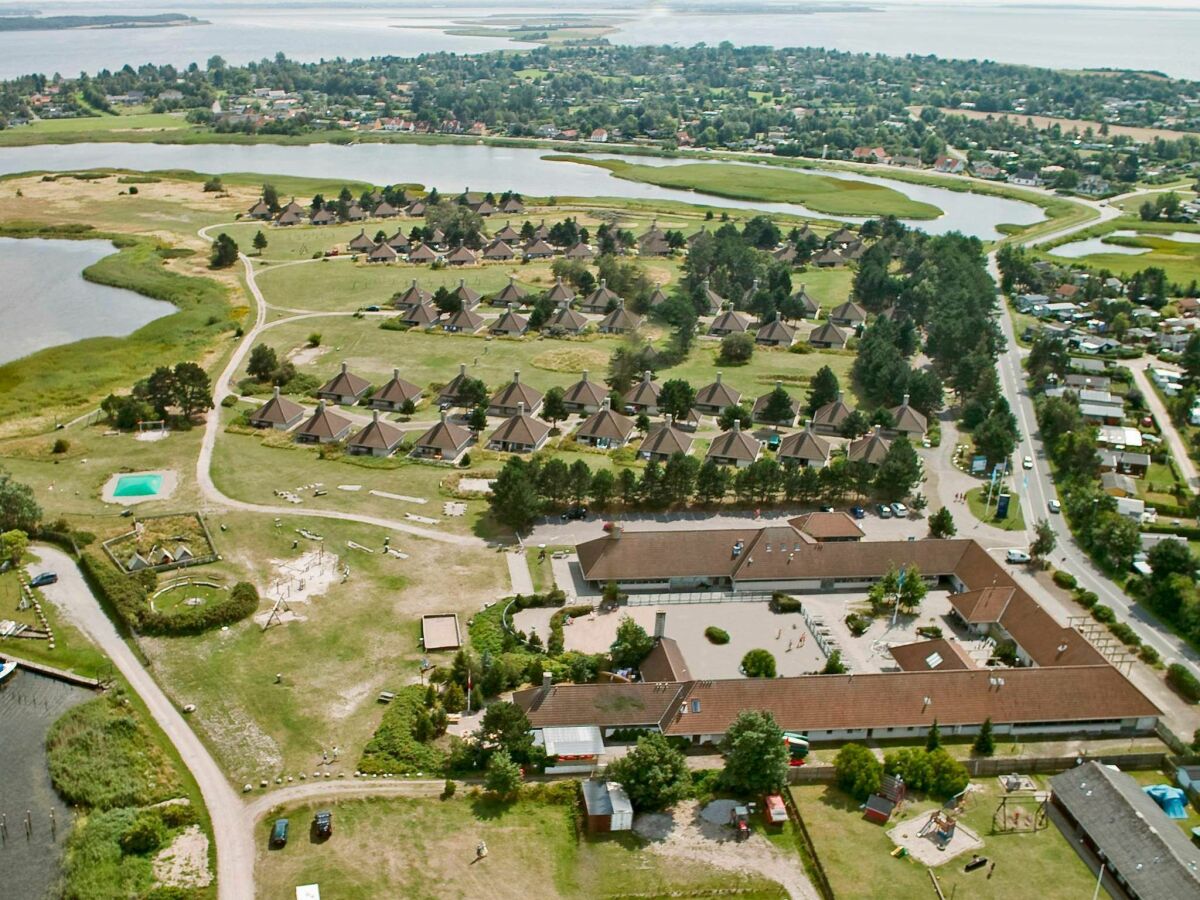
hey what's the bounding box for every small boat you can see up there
[0,658,18,683]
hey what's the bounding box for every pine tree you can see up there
[973,718,995,756]
[925,719,941,751]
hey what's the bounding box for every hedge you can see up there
[1167,663,1200,703]
[1091,605,1117,624]
[705,626,730,645]
[359,685,448,774]
[1108,621,1141,647]
[770,593,802,613]
[141,581,260,636]
[546,604,595,655]
[1052,570,1078,590]
[1073,589,1098,609]
[81,551,149,631]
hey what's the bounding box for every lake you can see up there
[1,1,1197,80]
[0,142,1045,240]
[1050,230,1151,259]
[0,670,94,900]
[0,237,175,365]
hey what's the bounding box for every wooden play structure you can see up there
[918,789,971,849]
[865,775,907,825]
[993,792,1048,833]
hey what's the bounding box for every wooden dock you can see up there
[1,653,103,689]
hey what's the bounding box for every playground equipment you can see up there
[992,792,1048,833]
[918,808,959,850]
[784,732,810,767]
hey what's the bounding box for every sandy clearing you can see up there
[153,825,213,889]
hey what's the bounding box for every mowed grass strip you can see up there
[256,795,787,900]
[549,156,943,219]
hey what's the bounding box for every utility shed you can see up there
[1049,761,1200,900]
[581,780,634,833]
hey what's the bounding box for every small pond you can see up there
[0,237,175,365]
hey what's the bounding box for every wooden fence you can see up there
[781,787,836,900]
[786,752,1167,785]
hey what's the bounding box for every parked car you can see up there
[561,506,588,521]
[1047,499,1061,513]
[1022,455,1033,469]
[30,572,57,588]
[270,818,289,848]
[876,504,893,519]
[364,304,380,312]
[890,502,908,518]
[1006,549,1031,564]
[850,505,866,520]
[313,811,332,838]
[767,433,781,451]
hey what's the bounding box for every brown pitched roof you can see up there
[949,587,1016,624]
[791,286,820,316]
[297,401,352,440]
[661,665,1157,735]
[809,321,849,346]
[889,395,929,435]
[546,303,588,333]
[250,387,306,426]
[483,239,515,259]
[490,373,543,411]
[706,425,761,462]
[493,222,521,242]
[408,243,437,262]
[490,306,529,336]
[756,318,797,344]
[709,309,753,334]
[444,307,485,333]
[565,241,595,259]
[489,411,551,447]
[514,681,684,729]
[696,374,741,410]
[348,230,374,251]
[889,638,976,672]
[829,300,866,323]
[576,405,635,442]
[623,372,660,407]
[452,280,482,307]
[415,414,472,452]
[639,420,695,457]
[640,637,693,683]
[580,280,622,313]
[599,303,642,332]
[563,372,608,408]
[812,394,853,429]
[400,301,440,327]
[545,277,575,303]
[787,511,863,540]
[318,363,371,399]
[491,277,528,306]
[777,428,830,463]
[848,428,891,463]
[369,369,422,407]
[523,238,555,258]
[348,411,405,452]
[395,280,430,308]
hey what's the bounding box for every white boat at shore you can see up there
[0,658,18,683]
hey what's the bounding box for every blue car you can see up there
[30,572,57,588]
[850,505,866,520]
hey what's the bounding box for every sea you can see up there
[0,0,1197,81]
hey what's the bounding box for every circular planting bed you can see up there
[150,582,227,615]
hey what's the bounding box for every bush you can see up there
[916,625,943,639]
[220,395,238,408]
[1073,589,1098,609]
[1139,645,1160,664]
[442,778,457,799]
[844,612,871,636]
[1108,621,1141,647]
[741,648,777,678]
[307,332,322,347]
[1167,663,1200,703]
[834,743,882,800]
[119,812,167,855]
[1091,604,1116,624]
[52,437,70,454]
[1052,570,1078,590]
[142,581,260,636]
[46,694,180,809]
[770,592,802,613]
[359,685,449,774]
[705,626,730,644]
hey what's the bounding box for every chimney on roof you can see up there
[600,278,607,288]
[775,380,783,391]
[340,361,348,374]
[541,671,552,694]
[372,409,380,423]
[316,400,326,411]
[665,413,674,427]
[716,371,722,385]
[601,397,610,412]
[836,391,843,402]
[439,410,447,424]
[733,419,741,433]
[902,393,910,406]
[273,385,281,399]
[643,370,651,384]
[513,370,520,384]
[581,369,589,383]
[459,278,465,289]
[610,524,623,541]
[459,363,467,377]
[654,610,666,639]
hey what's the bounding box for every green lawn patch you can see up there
[966,485,1026,532]
[548,156,943,219]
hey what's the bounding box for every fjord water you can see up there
[0,143,1044,239]
[0,672,93,900]
[0,237,174,365]
[0,1,1197,80]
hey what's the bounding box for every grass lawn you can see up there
[1035,216,1200,286]
[0,112,193,142]
[256,795,786,900]
[550,157,943,219]
[792,781,1097,900]
[1125,769,1200,836]
[966,485,1026,532]
[0,568,109,679]
[140,510,507,781]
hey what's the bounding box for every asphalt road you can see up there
[989,198,1200,678]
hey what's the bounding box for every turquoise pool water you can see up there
[113,473,163,497]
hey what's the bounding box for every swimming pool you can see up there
[112,473,164,498]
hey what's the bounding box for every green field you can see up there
[256,795,786,900]
[1037,217,1200,287]
[550,157,944,219]
[966,485,1027,532]
[792,781,1098,900]
[139,510,506,780]
[0,112,193,144]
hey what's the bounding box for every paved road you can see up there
[31,544,251,899]
[1125,359,1199,490]
[192,227,480,547]
[989,196,1200,678]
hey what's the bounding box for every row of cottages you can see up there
[249,192,525,226]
